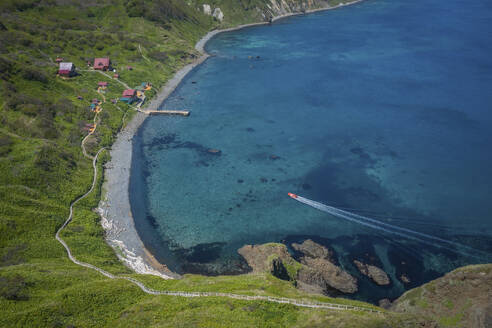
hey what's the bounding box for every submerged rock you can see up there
[400,273,411,284]
[353,259,390,286]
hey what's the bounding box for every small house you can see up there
[126,66,133,71]
[98,81,108,88]
[120,89,137,104]
[55,57,63,63]
[140,82,152,91]
[58,62,76,77]
[94,57,111,71]
[113,73,119,79]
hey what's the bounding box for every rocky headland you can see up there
[392,264,492,328]
[238,239,358,295]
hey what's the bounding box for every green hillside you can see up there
[0,0,440,327]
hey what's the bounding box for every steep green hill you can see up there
[0,0,449,326]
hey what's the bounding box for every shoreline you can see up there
[98,0,364,279]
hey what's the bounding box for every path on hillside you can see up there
[78,69,130,89]
[138,44,151,63]
[81,108,100,159]
[96,70,130,89]
[56,143,381,312]
[57,65,382,314]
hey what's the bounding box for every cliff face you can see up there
[265,0,332,17]
[391,264,492,328]
[197,0,353,26]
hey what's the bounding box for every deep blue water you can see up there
[130,0,492,302]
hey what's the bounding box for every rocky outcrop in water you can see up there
[293,239,357,294]
[237,244,297,280]
[353,259,390,286]
[298,257,358,294]
[291,239,333,261]
[238,240,358,295]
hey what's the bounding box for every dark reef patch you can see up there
[175,242,225,264]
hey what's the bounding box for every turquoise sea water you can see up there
[130,0,492,302]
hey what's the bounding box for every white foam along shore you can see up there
[98,0,364,279]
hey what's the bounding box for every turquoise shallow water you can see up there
[130,0,492,302]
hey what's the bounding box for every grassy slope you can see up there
[392,264,492,328]
[0,0,427,326]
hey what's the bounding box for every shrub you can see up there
[123,41,136,51]
[126,0,145,17]
[0,274,29,301]
[37,117,59,139]
[149,50,168,63]
[22,66,48,83]
[17,103,41,117]
[52,98,74,115]
[0,57,16,80]
[34,144,58,172]
[0,135,13,155]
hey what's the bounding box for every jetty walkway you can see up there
[139,109,190,116]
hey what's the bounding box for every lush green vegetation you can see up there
[0,0,432,326]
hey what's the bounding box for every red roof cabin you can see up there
[55,57,63,63]
[113,74,119,79]
[98,81,108,87]
[58,62,76,77]
[94,57,111,71]
[120,89,137,104]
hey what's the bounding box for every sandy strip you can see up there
[99,0,364,278]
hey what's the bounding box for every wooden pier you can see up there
[140,109,190,116]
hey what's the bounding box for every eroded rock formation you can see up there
[353,259,390,286]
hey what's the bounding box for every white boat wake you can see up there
[288,193,489,260]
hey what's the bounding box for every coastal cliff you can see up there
[238,242,492,327]
[1,0,491,327]
[196,0,353,26]
[392,264,492,328]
